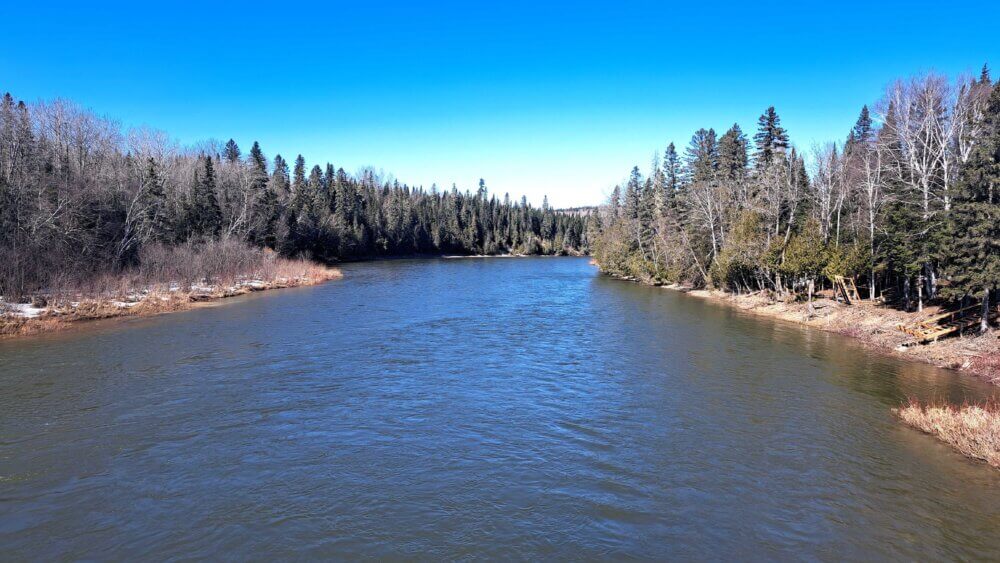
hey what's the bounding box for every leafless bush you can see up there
[16,239,338,302]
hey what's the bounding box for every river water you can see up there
[1,257,998,559]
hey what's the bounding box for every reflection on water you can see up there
[1,257,998,559]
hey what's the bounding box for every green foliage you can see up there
[824,243,870,280]
[779,219,827,281]
[942,81,1000,299]
[711,211,767,291]
[190,156,223,239]
[753,106,789,167]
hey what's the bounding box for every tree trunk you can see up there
[807,279,815,318]
[917,276,924,312]
[982,288,991,334]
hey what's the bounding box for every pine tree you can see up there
[223,139,241,164]
[270,155,291,199]
[248,141,267,178]
[846,106,874,152]
[609,185,622,218]
[307,164,326,213]
[624,166,643,222]
[686,128,718,182]
[943,81,1000,332]
[753,106,789,168]
[291,155,307,204]
[662,142,681,211]
[192,156,223,238]
[717,124,748,184]
[142,157,172,243]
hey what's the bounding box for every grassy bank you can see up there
[1,241,341,338]
[895,400,1000,469]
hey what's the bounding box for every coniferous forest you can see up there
[0,94,589,298]
[592,67,1000,332]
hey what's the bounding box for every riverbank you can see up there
[601,269,1000,469]
[1,262,341,338]
[656,283,1000,384]
[593,262,999,384]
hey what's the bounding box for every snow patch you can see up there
[1,301,47,318]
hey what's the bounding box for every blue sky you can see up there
[3,1,998,207]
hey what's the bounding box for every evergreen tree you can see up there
[223,139,241,164]
[717,124,749,184]
[270,155,291,199]
[846,106,874,151]
[942,81,1000,332]
[624,166,643,222]
[192,156,223,238]
[291,155,307,206]
[142,157,172,243]
[248,141,267,177]
[753,106,789,167]
[662,142,681,211]
[686,128,718,182]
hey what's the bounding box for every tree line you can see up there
[592,66,999,332]
[0,94,588,298]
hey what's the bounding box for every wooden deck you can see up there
[897,303,994,343]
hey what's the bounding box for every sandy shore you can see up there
[0,267,342,339]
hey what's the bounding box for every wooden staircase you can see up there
[898,303,993,343]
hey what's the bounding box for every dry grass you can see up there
[895,399,1000,468]
[1,241,341,338]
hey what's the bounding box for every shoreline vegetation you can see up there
[0,91,589,337]
[895,400,1000,469]
[0,240,341,338]
[589,64,1000,468]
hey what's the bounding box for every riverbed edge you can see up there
[596,267,1000,387]
[0,267,343,339]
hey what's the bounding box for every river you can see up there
[1,257,998,559]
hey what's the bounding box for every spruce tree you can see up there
[717,124,748,184]
[270,155,291,199]
[686,128,718,182]
[292,155,307,198]
[192,156,223,238]
[662,142,681,210]
[142,157,172,243]
[248,141,267,178]
[943,81,1000,332]
[223,139,241,164]
[846,106,874,152]
[753,106,789,168]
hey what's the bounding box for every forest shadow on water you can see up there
[1,257,999,560]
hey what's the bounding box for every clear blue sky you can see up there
[3,1,998,207]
